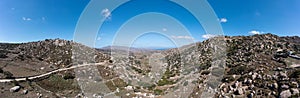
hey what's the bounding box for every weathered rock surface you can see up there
[9,86,20,92]
[280,90,292,98]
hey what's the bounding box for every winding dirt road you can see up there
[0,62,107,83]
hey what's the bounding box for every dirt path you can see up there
[0,62,107,83]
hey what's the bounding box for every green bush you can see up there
[157,78,174,86]
[228,66,253,75]
[147,84,156,90]
[290,69,300,78]
[63,72,75,80]
[163,69,175,78]
[131,66,143,73]
[201,70,210,75]
[199,63,211,70]
[37,75,80,92]
[0,53,7,58]
[3,71,13,79]
[154,89,163,95]
[222,75,235,83]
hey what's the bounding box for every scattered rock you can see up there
[252,73,258,79]
[280,90,292,98]
[10,86,20,92]
[22,89,28,94]
[291,82,299,88]
[273,83,278,89]
[247,93,254,98]
[234,81,240,88]
[1,33,300,98]
[279,72,288,78]
[235,88,244,95]
[291,88,299,95]
[125,86,133,90]
[37,93,43,98]
[281,84,289,89]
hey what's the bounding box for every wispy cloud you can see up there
[162,28,167,32]
[42,17,46,21]
[219,18,227,23]
[249,30,263,35]
[22,17,31,21]
[202,34,217,39]
[97,37,101,40]
[171,35,194,40]
[101,8,111,21]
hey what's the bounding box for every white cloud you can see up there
[171,35,194,40]
[202,34,217,39]
[22,17,31,21]
[101,8,111,20]
[97,37,101,40]
[219,18,227,23]
[162,28,167,32]
[42,17,46,21]
[249,30,263,35]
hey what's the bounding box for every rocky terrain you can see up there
[0,39,111,97]
[217,34,300,98]
[0,34,299,98]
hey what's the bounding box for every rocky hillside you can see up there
[0,34,299,98]
[1,39,110,68]
[163,33,300,98]
[218,34,300,98]
[0,39,111,97]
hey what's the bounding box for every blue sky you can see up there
[0,0,299,48]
